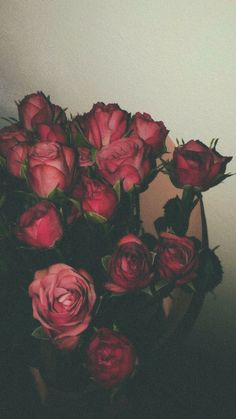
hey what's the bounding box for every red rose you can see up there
[86,328,136,388]
[73,176,118,221]
[37,123,66,144]
[28,142,76,197]
[172,140,232,190]
[96,136,151,191]
[105,234,153,293]
[79,102,128,149]
[18,92,52,131]
[7,143,29,178]
[16,201,63,248]
[155,232,199,286]
[130,112,168,157]
[0,124,28,157]
[28,263,96,350]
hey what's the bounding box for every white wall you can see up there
[1,0,236,349]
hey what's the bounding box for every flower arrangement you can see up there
[0,92,232,407]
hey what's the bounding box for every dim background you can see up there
[0,1,236,417]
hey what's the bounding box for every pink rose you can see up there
[130,112,168,157]
[105,234,153,293]
[18,92,52,131]
[86,328,136,388]
[28,263,96,350]
[0,124,28,157]
[7,143,29,178]
[16,201,63,248]
[79,102,128,149]
[73,176,118,220]
[155,232,199,286]
[28,142,76,197]
[37,123,66,144]
[96,136,151,191]
[172,140,232,190]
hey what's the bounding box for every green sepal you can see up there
[84,211,107,224]
[113,180,121,201]
[0,155,6,170]
[75,126,90,148]
[20,158,28,179]
[32,326,49,340]
[69,198,81,212]
[101,255,111,271]
[153,278,170,294]
[183,281,196,293]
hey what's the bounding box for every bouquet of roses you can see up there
[0,92,232,401]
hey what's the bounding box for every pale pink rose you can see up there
[29,263,96,350]
[37,124,66,144]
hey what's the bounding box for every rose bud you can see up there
[18,92,52,131]
[29,263,96,350]
[130,112,168,158]
[73,176,118,221]
[79,102,128,150]
[16,201,63,248]
[172,140,232,190]
[0,124,28,157]
[155,232,199,286]
[28,141,76,197]
[86,328,136,388]
[104,234,153,293]
[7,143,29,178]
[37,123,66,144]
[96,136,151,191]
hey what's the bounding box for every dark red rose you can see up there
[73,176,118,221]
[130,112,168,157]
[16,201,63,248]
[37,123,66,144]
[29,263,96,350]
[79,102,128,150]
[96,136,151,191]
[18,92,52,131]
[172,140,232,190]
[86,328,136,388]
[155,232,199,286]
[7,143,29,178]
[105,234,153,293]
[28,142,76,197]
[0,124,28,157]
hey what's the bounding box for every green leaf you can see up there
[32,326,49,340]
[84,211,107,224]
[197,248,223,292]
[101,255,111,271]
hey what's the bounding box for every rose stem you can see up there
[199,193,209,249]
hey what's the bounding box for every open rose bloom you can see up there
[0,92,233,397]
[29,264,96,350]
